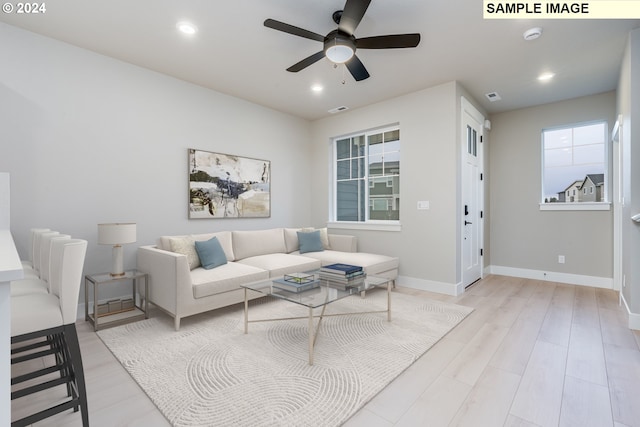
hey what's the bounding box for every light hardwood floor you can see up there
[11,275,640,426]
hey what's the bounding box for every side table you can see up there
[84,270,148,331]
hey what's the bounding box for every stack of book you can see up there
[319,263,365,290]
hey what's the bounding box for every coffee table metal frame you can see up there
[242,272,392,365]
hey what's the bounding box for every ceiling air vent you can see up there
[328,106,349,114]
[485,92,502,102]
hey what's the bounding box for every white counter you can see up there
[1,229,23,426]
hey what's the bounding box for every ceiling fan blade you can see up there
[338,0,372,35]
[264,19,325,42]
[345,55,370,81]
[357,33,421,49]
[286,51,326,72]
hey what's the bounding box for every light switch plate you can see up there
[417,201,430,210]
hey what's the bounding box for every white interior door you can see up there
[461,98,484,288]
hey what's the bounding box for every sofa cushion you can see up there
[168,237,200,270]
[297,230,324,254]
[237,253,321,278]
[293,250,399,275]
[194,237,228,270]
[191,262,269,299]
[232,229,286,260]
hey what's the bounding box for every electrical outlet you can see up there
[558,255,565,264]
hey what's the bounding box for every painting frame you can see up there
[188,149,271,219]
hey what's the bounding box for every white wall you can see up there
[0,23,312,299]
[617,28,640,323]
[310,82,484,294]
[489,92,616,283]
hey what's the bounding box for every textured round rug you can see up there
[97,288,473,426]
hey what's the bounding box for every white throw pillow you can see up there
[169,236,201,270]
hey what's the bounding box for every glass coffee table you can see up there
[242,271,393,365]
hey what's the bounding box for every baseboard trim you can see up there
[486,265,613,289]
[398,275,464,296]
[620,292,640,331]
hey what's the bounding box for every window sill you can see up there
[327,221,402,232]
[539,202,611,211]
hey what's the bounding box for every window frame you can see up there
[540,120,611,211]
[328,125,402,231]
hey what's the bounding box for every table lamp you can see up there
[98,223,136,277]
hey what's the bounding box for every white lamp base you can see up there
[111,244,125,277]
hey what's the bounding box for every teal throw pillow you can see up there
[297,230,324,254]
[194,237,228,270]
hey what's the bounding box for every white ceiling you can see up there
[1,1,638,120]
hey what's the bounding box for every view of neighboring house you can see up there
[558,180,583,202]
[580,173,605,202]
[555,174,605,203]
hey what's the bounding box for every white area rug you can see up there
[97,289,473,426]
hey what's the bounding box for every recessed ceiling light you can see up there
[311,84,323,93]
[177,22,197,35]
[538,72,555,82]
[523,27,542,41]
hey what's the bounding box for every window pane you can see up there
[384,130,399,142]
[336,181,360,221]
[352,135,366,156]
[336,139,351,160]
[369,133,383,145]
[573,124,604,145]
[545,128,572,149]
[574,143,604,165]
[385,159,400,175]
[384,139,400,153]
[545,148,572,168]
[351,159,364,179]
[336,159,350,180]
[369,154,383,176]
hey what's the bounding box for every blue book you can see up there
[320,263,363,275]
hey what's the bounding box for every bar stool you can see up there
[21,228,50,272]
[11,238,89,427]
[11,233,70,297]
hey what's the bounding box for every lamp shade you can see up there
[97,223,136,245]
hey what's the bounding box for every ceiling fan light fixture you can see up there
[326,44,354,63]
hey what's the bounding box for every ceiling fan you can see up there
[264,0,421,81]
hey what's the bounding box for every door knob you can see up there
[465,221,472,225]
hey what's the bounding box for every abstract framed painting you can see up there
[188,149,270,219]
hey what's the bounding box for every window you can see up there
[541,121,608,209]
[333,127,400,224]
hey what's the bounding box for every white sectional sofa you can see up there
[137,228,399,330]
